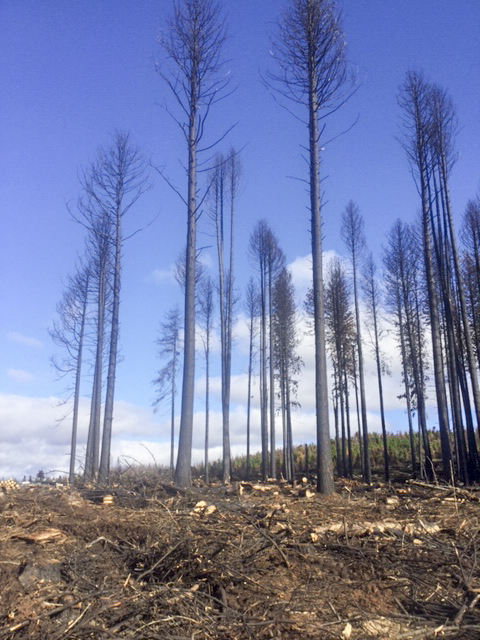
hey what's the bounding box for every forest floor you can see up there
[1,476,480,639]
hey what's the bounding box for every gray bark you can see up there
[341,201,371,484]
[157,0,228,488]
[268,0,352,494]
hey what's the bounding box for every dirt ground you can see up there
[1,477,479,639]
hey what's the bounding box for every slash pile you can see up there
[0,479,479,639]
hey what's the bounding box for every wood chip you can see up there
[14,528,67,544]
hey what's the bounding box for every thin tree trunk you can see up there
[176,100,197,488]
[375,339,389,483]
[279,361,288,480]
[215,167,231,484]
[339,362,347,477]
[353,262,371,483]
[246,317,254,481]
[170,361,176,478]
[285,363,295,484]
[223,157,236,482]
[396,293,417,477]
[269,265,276,478]
[85,266,106,483]
[99,194,123,485]
[309,44,334,495]
[352,344,363,476]
[372,303,389,483]
[69,277,89,486]
[260,263,269,481]
[333,369,341,478]
[423,171,453,481]
[204,328,210,484]
[343,365,353,479]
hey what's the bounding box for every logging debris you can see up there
[1,478,479,639]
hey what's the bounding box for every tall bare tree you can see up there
[267,0,352,493]
[341,201,371,483]
[69,132,146,484]
[209,149,241,483]
[224,149,241,478]
[249,220,274,480]
[98,132,148,484]
[244,277,260,480]
[50,264,90,485]
[153,305,182,478]
[323,257,355,478]
[383,219,433,479]
[462,199,480,367]
[272,267,303,483]
[197,275,215,483]
[398,71,453,480]
[267,238,286,478]
[429,86,480,466]
[157,0,228,487]
[73,163,114,483]
[362,252,390,482]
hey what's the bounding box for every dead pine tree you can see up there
[50,264,91,486]
[267,235,286,479]
[73,171,113,483]
[153,305,182,479]
[267,0,354,494]
[248,221,284,481]
[272,267,303,483]
[156,0,230,488]
[249,221,272,482]
[244,278,260,481]
[461,199,480,369]
[383,219,434,480]
[209,150,241,484]
[362,252,390,483]
[341,201,371,484]
[398,71,453,482]
[197,276,215,484]
[70,132,147,485]
[323,257,355,478]
[98,132,148,485]
[428,86,479,481]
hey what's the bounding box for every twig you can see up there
[86,535,119,549]
[327,600,341,621]
[409,480,479,500]
[135,540,183,582]
[54,602,91,638]
[394,624,462,639]
[453,592,480,626]
[222,504,290,568]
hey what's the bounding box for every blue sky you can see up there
[1,0,479,479]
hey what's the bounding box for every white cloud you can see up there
[198,251,214,271]
[7,331,43,349]
[112,440,171,469]
[0,394,166,480]
[150,266,176,285]
[8,369,35,384]
[288,250,339,303]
